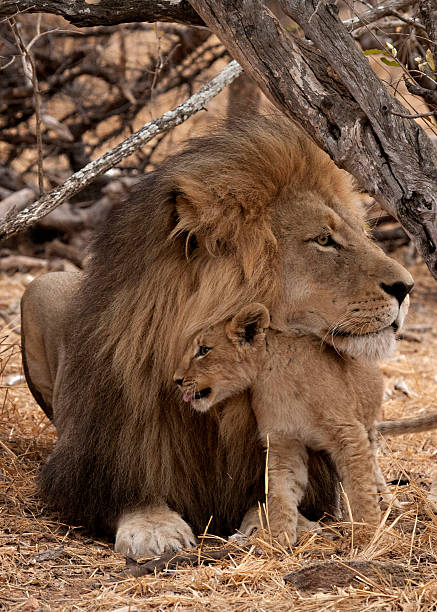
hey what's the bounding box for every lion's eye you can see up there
[195,345,211,358]
[315,234,337,248]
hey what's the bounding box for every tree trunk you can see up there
[189,0,437,279]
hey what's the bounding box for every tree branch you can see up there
[343,0,417,31]
[405,80,437,108]
[0,1,205,28]
[0,0,418,33]
[0,60,242,240]
[390,109,436,118]
[189,0,437,279]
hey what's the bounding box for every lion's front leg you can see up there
[114,505,197,557]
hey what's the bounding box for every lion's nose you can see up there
[174,377,184,386]
[380,280,414,305]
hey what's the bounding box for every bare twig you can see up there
[9,18,44,195]
[404,78,437,108]
[388,9,424,29]
[344,0,417,31]
[0,188,35,218]
[390,109,436,118]
[0,55,15,70]
[0,60,243,240]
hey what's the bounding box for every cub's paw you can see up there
[237,505,263,537]
[296,512,320,537]
[114,506,196,557]
[268,518,298,549]
[378,491,408,511]
[234,506,317,547]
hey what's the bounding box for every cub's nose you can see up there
[174,376,184,386]
[380,280,414,305]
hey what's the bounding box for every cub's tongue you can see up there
[183,391,193,403]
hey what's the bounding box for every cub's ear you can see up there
[227,303,270,345]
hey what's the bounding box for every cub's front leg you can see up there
[114,505,196,557]
[327,422,381,524]
[238,505,318,539]
[368,426,404,510]
[265,435,309,547]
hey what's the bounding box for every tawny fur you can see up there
[21,272,81,421]
[175,304,394,545]
[21,115,415,555]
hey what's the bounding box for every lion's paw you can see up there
[114,506,196,557]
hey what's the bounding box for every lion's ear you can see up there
[171,191,194,227]
[227,303,270,345]
[168,191,200,257]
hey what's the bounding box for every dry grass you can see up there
[1,257,437,610]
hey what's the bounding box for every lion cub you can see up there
[174,303,386,546]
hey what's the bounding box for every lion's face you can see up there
[170,118,413,365]
[174,304,269,412]
[273,191,413,361]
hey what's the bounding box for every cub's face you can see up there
[174,304,270,412]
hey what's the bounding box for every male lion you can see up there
[21,115,414,557]
[174,302,406,545]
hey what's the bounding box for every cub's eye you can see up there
[195,345,211,358]
[315,234,337,248]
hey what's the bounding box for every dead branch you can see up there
[372,226,409,241]
[0,254,50,271]
[190,0,437,279]
[390,109,436,118]
[0,0,419,32]
[0,188,35,218]
[0,60,242,241]
[9,18,45,195]
[1,22,215,196]
[45,239,84,268]
[344,0,417,31]
[0,1,205,28]
[405,80,437,107]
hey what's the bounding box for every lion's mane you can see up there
[39,116,347,535]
